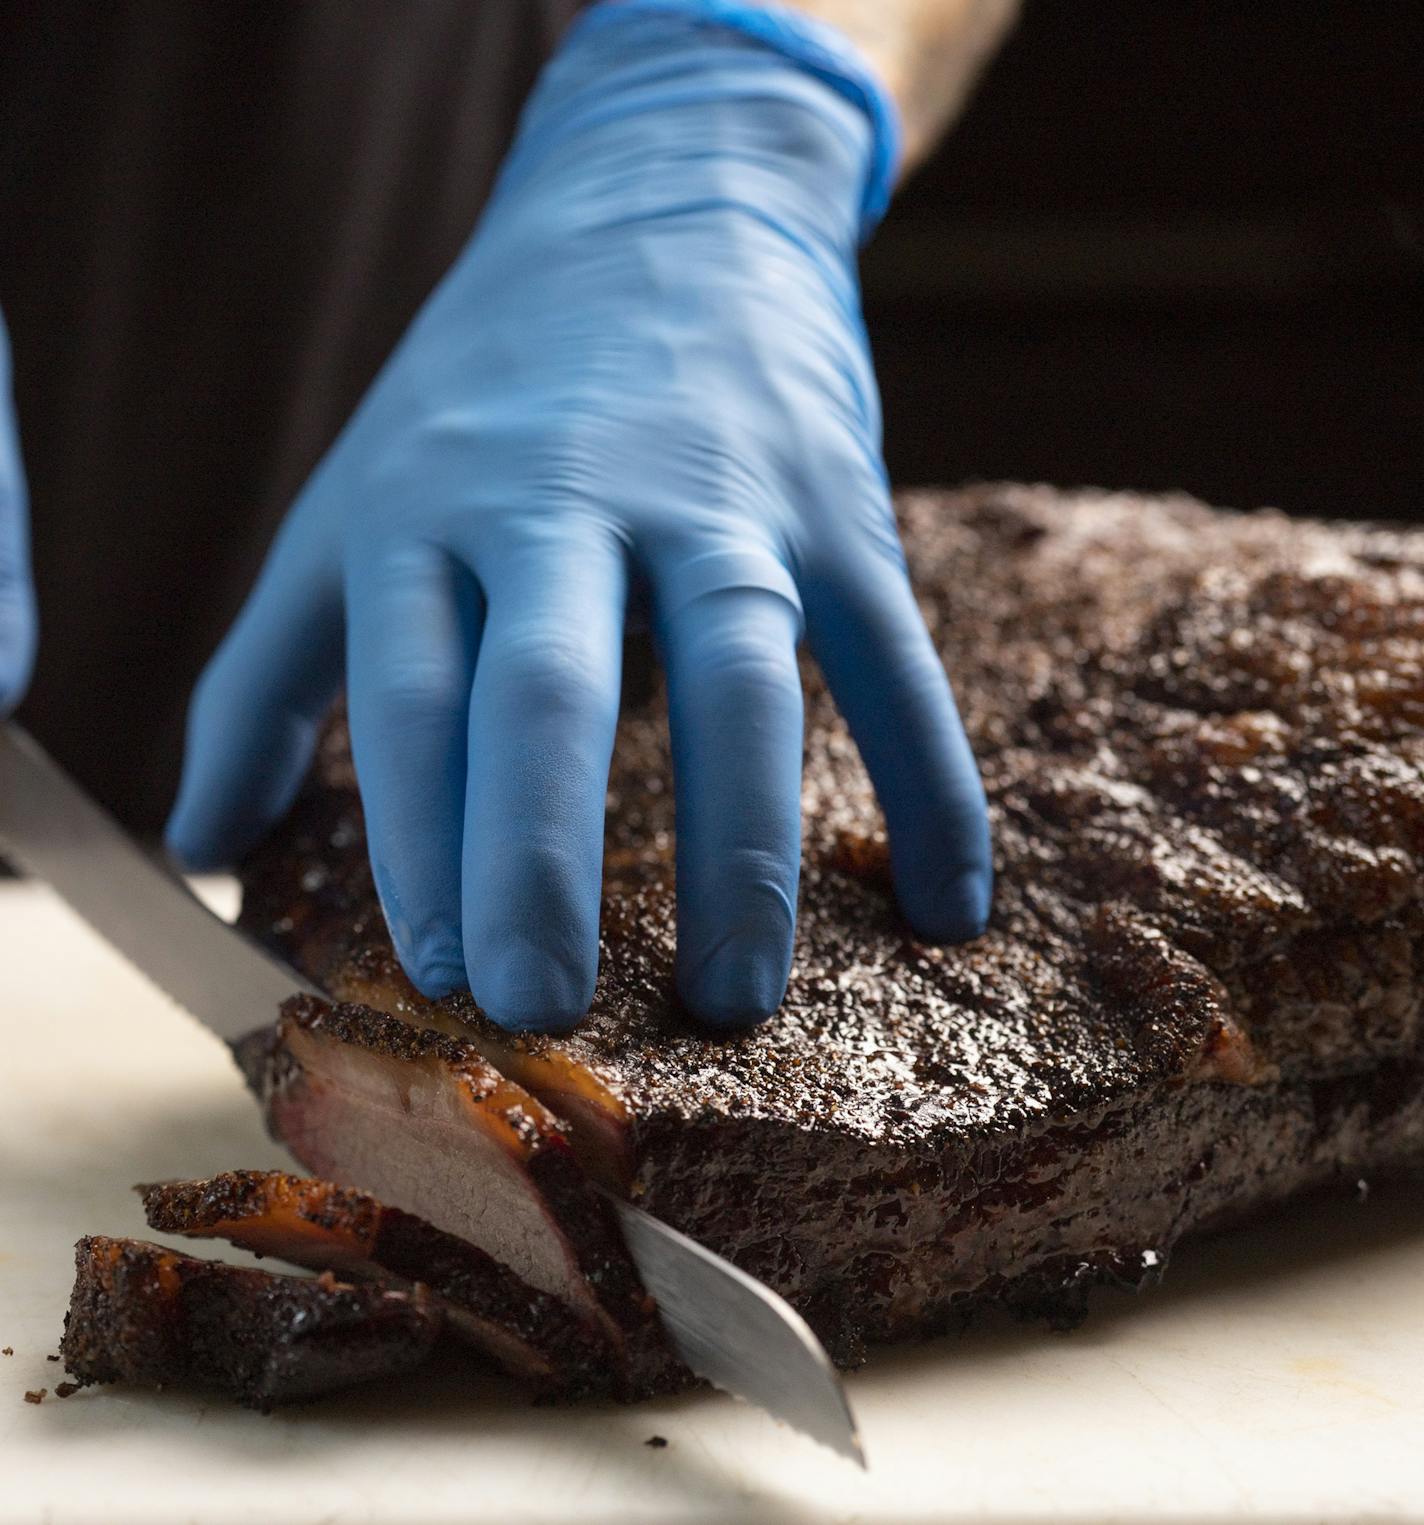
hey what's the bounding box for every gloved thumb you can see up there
[0,314,37,717]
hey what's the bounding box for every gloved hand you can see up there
[0,307,37,716]
[167,0,992,1032]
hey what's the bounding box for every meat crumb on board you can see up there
[1,1347,12,1356]
[55,1382,80,1399]
[645,1435,668,1449]
[24,1389,45,1404]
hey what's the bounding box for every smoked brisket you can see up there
[233,997,672,1393]
[238,485,1424,1364]
[140,1171,611,1395]
[61,1236,440,1408]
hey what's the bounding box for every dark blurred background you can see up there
[0,1,1420,835]
[866,2,1423,513]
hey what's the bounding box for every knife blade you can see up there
[0,722,865,1465]
[605,1191,863,1463]
[0,724,321,1040]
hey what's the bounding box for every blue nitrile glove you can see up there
[167,1,992,1032]
[0,308,37,716]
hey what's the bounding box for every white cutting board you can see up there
[1,878,1421,1524]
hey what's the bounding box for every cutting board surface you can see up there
[2,880,1421,1524]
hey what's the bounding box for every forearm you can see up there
[783,0,1019,168]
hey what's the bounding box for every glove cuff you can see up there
[574,0,902,238]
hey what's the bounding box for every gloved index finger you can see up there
[346,538,483,999]
[658,582,804,1027]
[459,526,629,1033]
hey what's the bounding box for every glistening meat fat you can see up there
[140,1171,612,1395]
[234,998,672,1394]
[238,484,1424,1365]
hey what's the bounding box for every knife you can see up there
[0,722,864,1465]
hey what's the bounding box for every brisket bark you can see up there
[239,485,1424,1364]
[233,998,671,1394]
[61,1236,440,1408]
[139,1171,611,1396]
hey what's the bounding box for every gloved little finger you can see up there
[803,549,991,943]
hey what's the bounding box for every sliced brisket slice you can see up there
[310,947,636,1191]
[61,1236,440,1409]
[235,997,673,1394]
[139,1170,609,1396]
[239,485,1424,1367]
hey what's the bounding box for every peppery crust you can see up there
[140,1170,613,1396]
[238,996,676,1394]
[60,1236,441,1409]
[236,484,1424,1362]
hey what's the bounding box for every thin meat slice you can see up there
[322,950,635,1191]
[235,995,672,1394]
[140,1170,610,1396]
[61,1236,440,1409]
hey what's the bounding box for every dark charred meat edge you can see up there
[140,1171,613,1397]
[237,484,1424,1367]
[235,997,677,1395]
[61,1237,441,1409]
